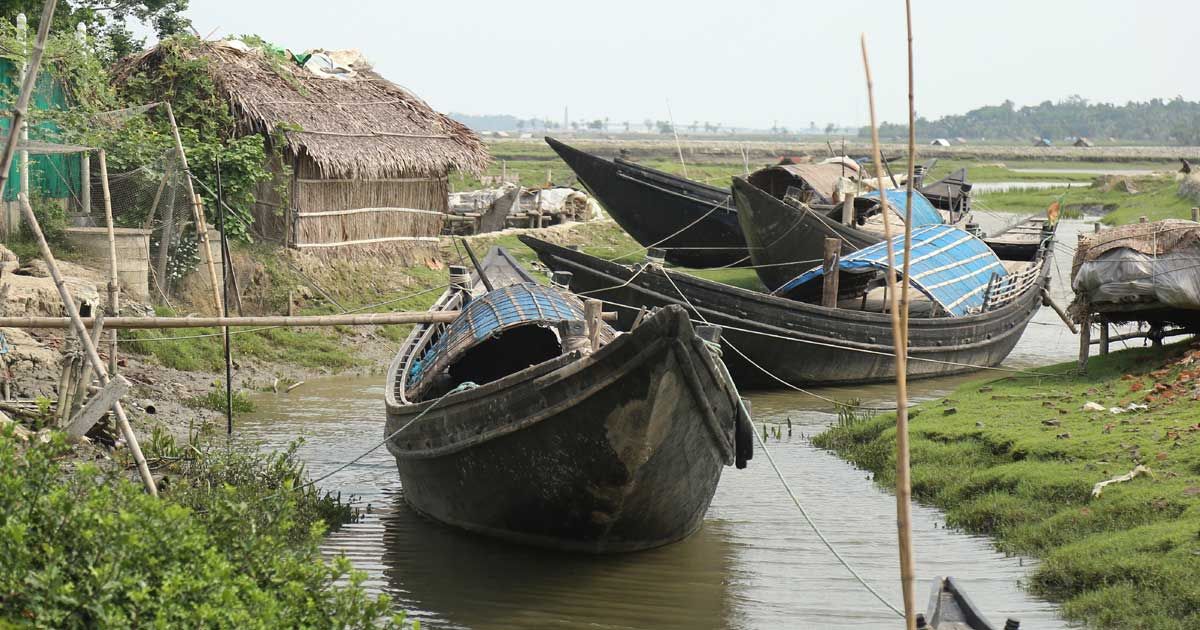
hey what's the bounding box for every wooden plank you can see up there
[64,375,130,439]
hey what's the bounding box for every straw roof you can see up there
[115,40,488,179]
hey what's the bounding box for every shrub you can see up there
[0,427,412,628]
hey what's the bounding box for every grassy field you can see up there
[815,344,1200,629]
[976,175,1198,225]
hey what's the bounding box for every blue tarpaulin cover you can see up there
[773,224,1007,317]
[409,283,595,383]
[861,189,943,227]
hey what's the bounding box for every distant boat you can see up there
[921,576,1018,629]
[546,136,748,268]
[521,223,1053,388]
[385,248,752,552]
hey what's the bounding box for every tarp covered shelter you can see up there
[861,189,942,227]
[774,224,1007,316]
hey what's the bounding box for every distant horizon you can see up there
[168,0,1198,133]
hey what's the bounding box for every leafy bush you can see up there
[0,427,412,628]
[185,382,256,413]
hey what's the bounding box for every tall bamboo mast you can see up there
[0,0,158,495]
[861,33,917,630]
[900,0,917,349]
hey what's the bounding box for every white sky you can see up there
[173,0,1196,129]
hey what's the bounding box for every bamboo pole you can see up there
[821,238,841,308]
[900,0,917,351]
[862,33,917,630]
[17,193,157,494]
[98,150,119,375]
[0,311,464,329]
[162,101,222,312]
[666,99,689,178]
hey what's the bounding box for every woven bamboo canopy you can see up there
[114,40,489,180]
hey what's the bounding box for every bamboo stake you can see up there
[162,101,222,312]
[666,99,689,178]
[0,311,464,329]
[900,0,916,351]
[98,150,119,375]
[18,194,157,495]
[861,33,917,630]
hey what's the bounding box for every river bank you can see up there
[814,343,1200,630]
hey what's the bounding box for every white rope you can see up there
[605,195,732,262]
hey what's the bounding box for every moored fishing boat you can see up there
[546,136,748,268]
[520,223,1054,389]
[734,176,1048,291]
[384,248,752,553]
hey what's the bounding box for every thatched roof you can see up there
[114,40,488,179]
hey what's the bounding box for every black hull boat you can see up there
[733,177,880,291]
[384,249,751,553]
[734,177,1048,292]
[520,233,1053,389]
[546,136,748,268]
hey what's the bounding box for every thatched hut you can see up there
[115,41,488,251]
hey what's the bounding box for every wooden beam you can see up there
[64,376,130,439]
[0,311,464,330]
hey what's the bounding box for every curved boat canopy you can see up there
[408,283,614,394]
[773,224,1007,317]
[862,189,942,227]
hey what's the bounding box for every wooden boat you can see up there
[384,248,752,553]
[734,177,1049,291]
[920,576,1018,629]
[520,225,1053,389]
[545,136,748,268]
[920,167,973,216]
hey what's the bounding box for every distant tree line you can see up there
[862,96,1200,145]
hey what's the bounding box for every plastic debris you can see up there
[1083,401,1106,412]
[1091,464,1154,498]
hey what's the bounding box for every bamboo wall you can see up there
[252,155,448,249]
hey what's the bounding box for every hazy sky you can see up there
[172,0,1196,129]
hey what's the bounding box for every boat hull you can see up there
[733,177,879,291]
[521,236,1051,389]
[385,306,742,553]
[546,137,748,268]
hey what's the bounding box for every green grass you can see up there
[815,343,1200,629]
[976,175,1196,225]
[185,382,256,413]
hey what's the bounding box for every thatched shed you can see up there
[115,41,488,251]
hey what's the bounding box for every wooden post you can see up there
[1139,215,1147,223]
[79,151,90,214]
[1099,318,1110,355]
[97,150,120,375]
[584,298,603,352]
[1094,222,1101,233]
[1078,312,1092,371]
[163,101,222,312]
[1192,207,1199,222]
[155,166,177,292]
[822,238,841,308]
[841,193,855,225]
[142,165,169,229]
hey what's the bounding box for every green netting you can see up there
[0,59,81,202]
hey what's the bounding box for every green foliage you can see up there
[977,176,1195,225]
[0,1,191,63]
[814,343,1200,629]
[18,193,68,245]
[867,95,1200,144]
[0,427,414,628]
[185,382,256,413]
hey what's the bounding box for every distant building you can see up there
[1033,138,1053,147]
[1074,137,1094,147]
[929,138,951,147]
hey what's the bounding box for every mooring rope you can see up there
[604,195,731,262]
[692,287,905,617]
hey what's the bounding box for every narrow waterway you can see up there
[236,220,1092,629]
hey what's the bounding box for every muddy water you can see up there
[237,221,1091,629]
